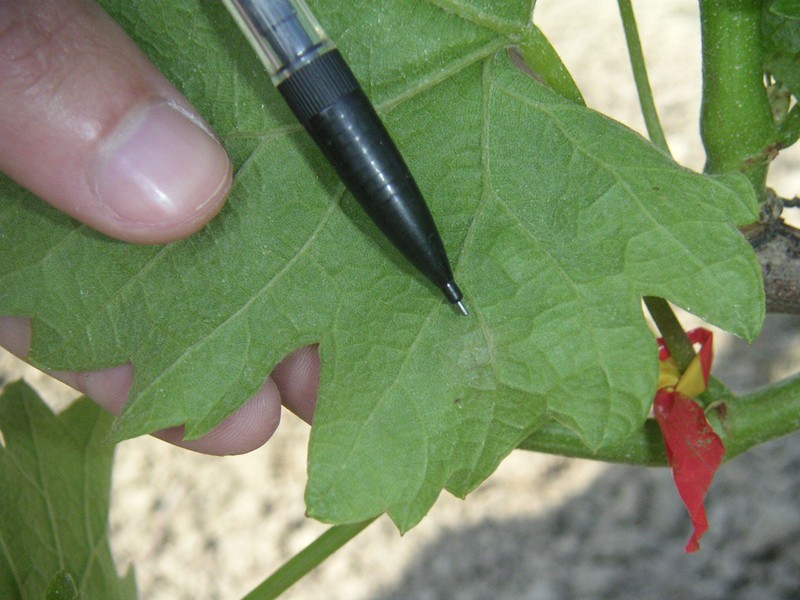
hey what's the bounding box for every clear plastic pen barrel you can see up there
[222,0,333,82]
[222,0,467,311]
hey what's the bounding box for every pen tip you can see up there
[441,280,469,315]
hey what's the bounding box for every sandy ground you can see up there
[2,1,800,598]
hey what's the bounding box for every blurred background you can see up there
[2,1,799,598]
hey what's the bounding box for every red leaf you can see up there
[654,389,726,552]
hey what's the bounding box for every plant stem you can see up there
[643,296,695,373]
[518,373,800,465]
[699,0,776,197]
[716,373,800,459]
[519,418,668,466]
[242,518,377,600]
[616,0,671,155]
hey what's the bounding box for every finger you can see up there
[0,316,30,358]
[272,345,320,424]
[67,349,321,452]
[0,317,318,455]
[0,0,231,243]
[55,362,283,456]
[151,380,282,456]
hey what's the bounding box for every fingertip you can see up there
[0,316,32,358]
[68,363,133,415]
[89,100,233,244]
[0,314,284,456]
[156,378,283,456]
[49,360,280,456]
[271,345,320,424]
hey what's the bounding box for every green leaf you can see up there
[763,3,800,148]
[0,382,136,599]
[45,571,79,600]
[764,3,800,97]
[769,0,800,20]
[0,1,763,531]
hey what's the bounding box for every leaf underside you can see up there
[0,0,763,530]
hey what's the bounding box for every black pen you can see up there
[222,0,468,315]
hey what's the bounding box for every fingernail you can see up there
[91,101,231,225]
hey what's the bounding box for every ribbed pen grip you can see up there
[277,50,358,123]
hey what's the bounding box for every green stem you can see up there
[699,0,776,197]
[518,374,800,465]
[518,418,668,466]
[717,374,800,459]
[242,518,377,600]
[616,0,671,155]
[643,296,694,373]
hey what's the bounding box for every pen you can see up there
[222,0,468,316]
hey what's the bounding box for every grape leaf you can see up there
[0,382,136,599]
[45,571,80,600]
[764,2,800,96]
[0,0,763,530]
[762,5,800,150]
[769,0,800,21]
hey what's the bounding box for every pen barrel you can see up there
[222,0,333,83]
[277,51,459,298]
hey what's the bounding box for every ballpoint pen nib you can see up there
[442,281,469,316]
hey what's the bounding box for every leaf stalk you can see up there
[616,0,671,155]
[242,518,376,600]
[643,296,695,374]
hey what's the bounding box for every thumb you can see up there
[0,0,231,243]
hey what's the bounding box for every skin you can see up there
[0,0,320,455]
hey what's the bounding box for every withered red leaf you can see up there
[655,389,726,552]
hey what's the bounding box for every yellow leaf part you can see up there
[657,352,708,398]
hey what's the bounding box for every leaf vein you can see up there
[129,187,346,422]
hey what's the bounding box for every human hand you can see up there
[0,0,320,454]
